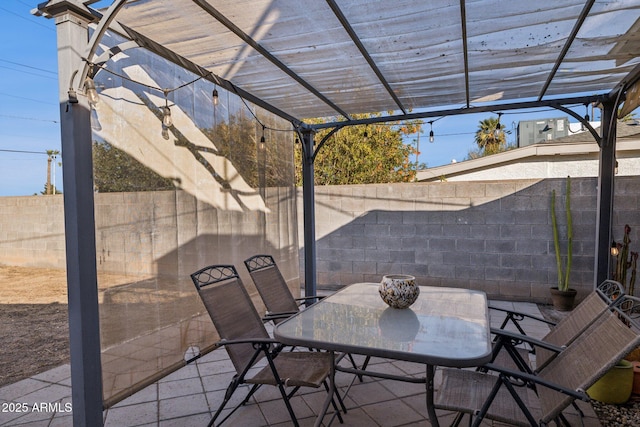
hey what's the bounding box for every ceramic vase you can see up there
[378,274,419,309]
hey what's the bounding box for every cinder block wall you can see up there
[298,176,640,303]
[0,188,299,284]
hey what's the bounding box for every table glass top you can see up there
[274,283,492,366]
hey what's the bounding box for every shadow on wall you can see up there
[299,177,640,303]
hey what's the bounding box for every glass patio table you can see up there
[274,282,493,427]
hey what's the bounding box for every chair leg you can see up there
[208,376,241,427]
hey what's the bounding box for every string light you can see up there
[84,76,99,106]
[428,121,434,143]
[260,125,266,149]
[212,85,219,106]
[161,90,173,128]
[494,112,503,138]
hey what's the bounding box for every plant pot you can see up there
[549,287,577,311]
[587,360,634,404]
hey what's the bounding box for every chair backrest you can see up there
[191,264,270,374]
[596,279,625,304]
[537,308,640,424]
[535,290,611,368]
[244,255,300,323]
[534,280,624,369]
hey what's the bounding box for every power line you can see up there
[0,64,58,80]
[0,91,57,106]
[0,6,55,31]
[0,114,58,123]
[0,149,49,155]
[0,58,56,75]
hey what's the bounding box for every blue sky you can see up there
[0,0,602,196]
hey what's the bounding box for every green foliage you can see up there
[93,142,176,192]
[466,116,512,160]
[551,177,573,291]
[295,113,422,185]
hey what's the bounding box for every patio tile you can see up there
[104,401,157,426]
[30,364,70,384]
[158,393,208,421]
[360,398,424,426]
[344,379,396,407]
[157,376,204,400]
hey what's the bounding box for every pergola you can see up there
[35,1,640,425]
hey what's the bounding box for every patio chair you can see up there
[243,254,322,324]
[490,279,624,337]
[244,254,369,377]
[190,264,345,427]
[489,280,625,373]
[436,306,640,427]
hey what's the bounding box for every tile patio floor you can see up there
[0,301,602,427]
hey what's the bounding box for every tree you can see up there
[466,116,511,159]
[45,150,60,195]
[295,113,421,185]
[92,142,176,192]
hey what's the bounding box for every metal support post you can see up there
[301,129,317,299]
[594,99,618,287]
[36,2,103,425]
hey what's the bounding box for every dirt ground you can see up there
[0,265,143,387]
[0,266,70,387]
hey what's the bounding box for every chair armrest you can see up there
[482,362,590,401]
[489,305,556,327]
[490,328,565,353]
[263,311,299,322]
[216,337,280,347]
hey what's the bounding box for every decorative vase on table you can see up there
[378,274,419,309]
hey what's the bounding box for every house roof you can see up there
[71,0,640,127]
[416,120,640,181]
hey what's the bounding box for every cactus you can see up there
[613,224,639,296]
[551,177,572,292]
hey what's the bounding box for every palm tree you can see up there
[45,150,60,195]
[474,116,506,156]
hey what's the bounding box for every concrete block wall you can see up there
[298,176,640,303]
[0,188,299,285]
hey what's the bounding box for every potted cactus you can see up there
[550,176,576,311]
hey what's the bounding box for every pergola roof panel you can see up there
[111,0,640,123]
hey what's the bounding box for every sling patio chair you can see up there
[488,280,626,373]
[243,254,323,324]
[490,279,624,337]
[244,254,368,376]
[435,305,640,427]
[190,264,346,427]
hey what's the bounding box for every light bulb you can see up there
[429,130,434,143]
[212,88,219,106]
[162,106,173,127]
[161,126,170,140]
[84,77,99,105]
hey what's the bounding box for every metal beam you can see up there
[459,0,470,108]
[310,94,609,130]
[191,0,351,120]
[326,0,406,114]
[537,0,595,100]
